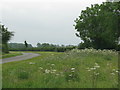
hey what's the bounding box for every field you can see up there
[2,52,22,59]
[2,49,118,88]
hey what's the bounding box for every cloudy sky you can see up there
[1,0,105,46]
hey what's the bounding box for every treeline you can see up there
[8,43,77,52]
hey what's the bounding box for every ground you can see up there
[2,49,118,88]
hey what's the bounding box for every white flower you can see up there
[51,64,55,66]
[45,69,50,73]
[88,69,91,71]
[116,71,118,73]
[95,73,99,75]
[69,74,72,77]
[95,63,98,66]
[71,68,75,70]
[94,65,100,68]
[111,73,115,75]
[39,67,43,69]
[90,68,96,70]
[29,62,35,64]
[52,69,56,72]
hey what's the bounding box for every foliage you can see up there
[8,43,33,50]
[0,24,14,53]
[8,43,76,52]
[74,2,120,49]
[2,49,118,88]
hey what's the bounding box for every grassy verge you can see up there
[2,49,118,88]
[2,51,23,59]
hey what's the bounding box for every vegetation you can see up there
[0,24,14,53]
[2,49,118,88]
[8,43,76,52]
[2,52,22,59]
[74,2,120,50]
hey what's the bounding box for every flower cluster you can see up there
[87,63,100,72]
[29,62,35,65]
[44,69,57,74]
[70,48,117,56]
[111,69,119,76]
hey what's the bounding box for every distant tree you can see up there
[0,24,14,53]
[24,41,28,48]
[74,2,120,49]
[37,43,41,47]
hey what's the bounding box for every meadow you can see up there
[2,52,22,59]
[2,49,118,88]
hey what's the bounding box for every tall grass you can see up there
[2,49,118,88]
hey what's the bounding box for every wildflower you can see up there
[69,74,72,77]
[95,73,99,76]
[71,68,75,70]
[116,71,118,73]
[90,68,96,70]
[45,69,50,73]
[39,67,43,69]
[111,73,115,75]
[29,62,35,64]
[88,69,91,71]
[95,63,98,65]
[94,65,100,68]
[51,64,55,66]
[52,69,56,72]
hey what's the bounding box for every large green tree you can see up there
[0,24,14,53]
[74,2,120,49]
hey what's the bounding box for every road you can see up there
[1,53,40,64]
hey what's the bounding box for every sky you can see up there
[1,0,105,47]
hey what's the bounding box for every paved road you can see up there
[0,53,40,64]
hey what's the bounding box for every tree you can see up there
[74,2,120,49]
[0,24,14,53]
[24,41,28,48]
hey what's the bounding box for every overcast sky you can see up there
[1,0,105,46]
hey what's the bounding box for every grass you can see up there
[2,49,118,88]
[2,51,23,59]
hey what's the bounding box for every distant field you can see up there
[2,49,118,88]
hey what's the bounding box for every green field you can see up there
[2,51,22,59]
[2,49,118,88]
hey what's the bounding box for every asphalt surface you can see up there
[0,53,40,64]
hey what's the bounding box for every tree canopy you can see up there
[0,24,14,53]
[74,2,120,49]
[0,24,14,44]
